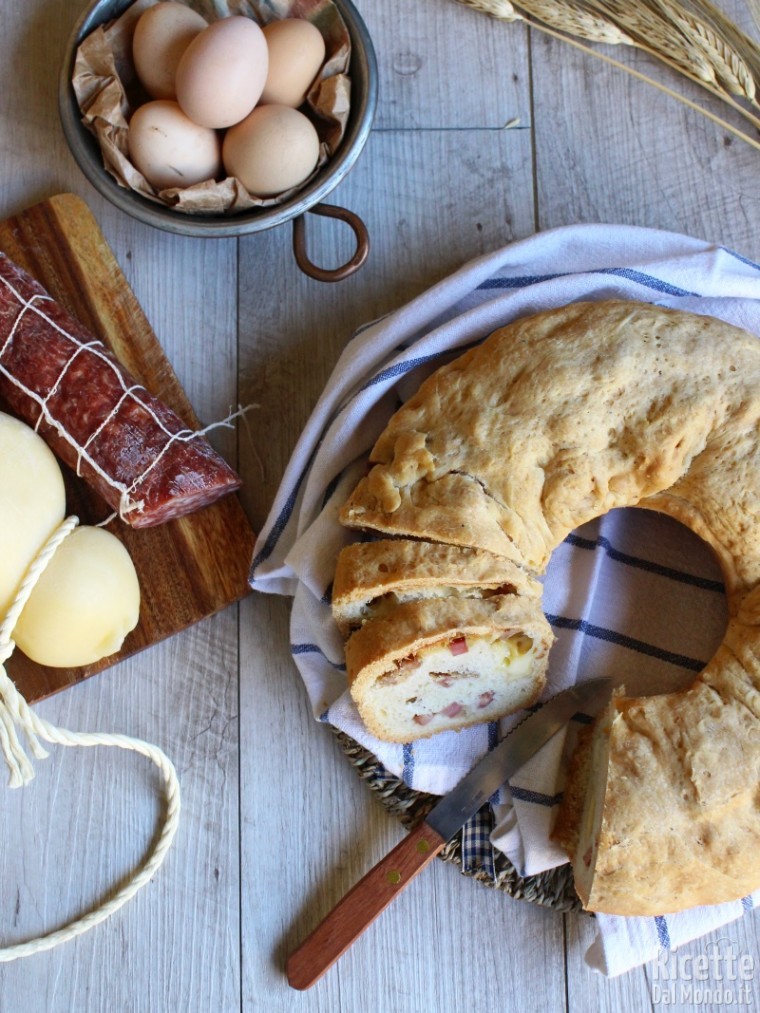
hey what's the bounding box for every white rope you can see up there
[0,516,181,961]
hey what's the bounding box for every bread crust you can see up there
[346,594,551,685]
[340,300,760,592]
[339,299,760,915]
[332,538,540,635]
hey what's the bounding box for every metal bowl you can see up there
[59,0,377,280]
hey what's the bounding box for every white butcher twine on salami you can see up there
[0,253,241,528]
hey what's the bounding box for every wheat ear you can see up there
[455,0,760,151]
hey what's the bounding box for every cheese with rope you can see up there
[0,411,65,617]
[13,526,140,668]
[0,411,140,668]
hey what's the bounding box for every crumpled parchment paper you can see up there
[72,0,352,214]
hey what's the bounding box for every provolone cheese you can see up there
[14,526,140,667]
[0,411,66,619]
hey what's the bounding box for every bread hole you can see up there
[503,633,533,656]
[555,507,728,698]
[431,670,477,683]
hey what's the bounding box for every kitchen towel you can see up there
[250,222,760,977]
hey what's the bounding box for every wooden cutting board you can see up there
[0,193,256,703]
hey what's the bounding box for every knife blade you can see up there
[287,677,612,990]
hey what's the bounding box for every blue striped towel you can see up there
[250,223,760,976]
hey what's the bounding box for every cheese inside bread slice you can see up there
[345,594,553,743]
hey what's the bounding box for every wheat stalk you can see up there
[660,1,756,100]
[583,0,718,82]
[497,0,635,43]
[455,0,760,151]
[677,0,760,96]
[584,0,760,122]
[620,0,759,106]
[744,0,760,33]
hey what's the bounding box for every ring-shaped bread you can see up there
[340,300,760,915]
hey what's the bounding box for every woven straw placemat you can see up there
[333,728,582,913]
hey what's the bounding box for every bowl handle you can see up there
[292,203,370,282]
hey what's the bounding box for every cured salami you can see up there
[0,252,242,528]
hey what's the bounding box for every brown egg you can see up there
[260,19,326,108]
[222,104,320,197]
[175,16,269,129]
[132,2,208,100]
[128,100,221,191]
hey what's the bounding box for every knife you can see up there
[287,676,612,990]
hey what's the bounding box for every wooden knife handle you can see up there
[286,820,447,990]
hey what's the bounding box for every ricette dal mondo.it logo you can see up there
[652,939,755,1006]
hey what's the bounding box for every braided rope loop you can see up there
[0,516,181,960]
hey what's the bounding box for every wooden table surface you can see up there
[1,1,758,1010]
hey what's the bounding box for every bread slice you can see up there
[552,697,615,907]
[332,538,541,636]
[551,722,595,860]
[345,595,553,743]
[555,667,760,915]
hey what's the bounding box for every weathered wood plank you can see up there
[530,29,760,259]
